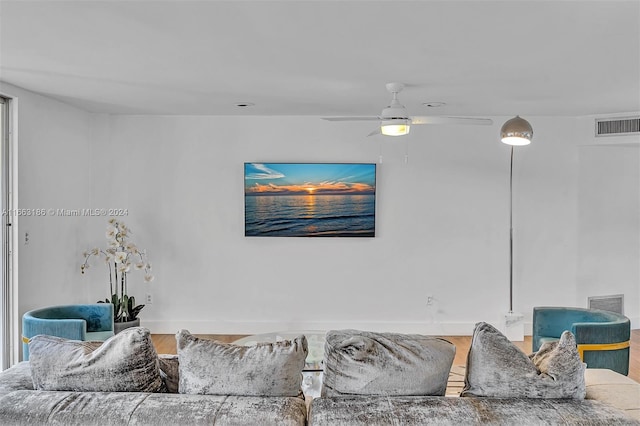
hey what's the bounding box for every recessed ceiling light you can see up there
[422,102,446,108]
[235,102,255,108]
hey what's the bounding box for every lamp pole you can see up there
[500,115,532,341]
[509,146,514,314]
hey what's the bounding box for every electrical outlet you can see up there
[426,296,434,306]
[145,293,153,305]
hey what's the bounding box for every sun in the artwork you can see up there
[305,187,316,194]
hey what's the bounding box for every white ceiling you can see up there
[1,0,639,117]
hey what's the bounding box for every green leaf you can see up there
[129,304,144,320]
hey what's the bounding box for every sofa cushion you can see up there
[461,322,586,399]
[585,368,640,422]
[0,390,308,426]
[158,354,180,393]
[322,330,455,397]
[309,395,638,426]
[3,354,180,395]
[29,327,164,393]
[176,330,307,397]
[0,362,34,393]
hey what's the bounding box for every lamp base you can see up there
[502,312,524,342]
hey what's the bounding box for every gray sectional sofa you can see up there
[0,328,308,425]
[309,325,639,425]
[0,324,638,425]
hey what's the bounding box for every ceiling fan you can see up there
[322,82,493,136]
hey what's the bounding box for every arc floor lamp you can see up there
[500,115,533,340]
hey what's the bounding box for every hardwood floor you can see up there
[151,329,640,383]
[152,333,247,354]
[631,329,640,382]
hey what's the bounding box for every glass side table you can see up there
[233,330,326,399]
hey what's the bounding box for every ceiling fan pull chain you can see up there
[379,141,384,164]
[405,140,409,164]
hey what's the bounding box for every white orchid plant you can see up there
[81,218,154,322]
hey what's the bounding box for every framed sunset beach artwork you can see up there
[244,163,377,237]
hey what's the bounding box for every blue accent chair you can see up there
[22,304,115,360]
[532,306,631,375]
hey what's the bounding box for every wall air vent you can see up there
[588,294,624,314]
[595,117,640,137]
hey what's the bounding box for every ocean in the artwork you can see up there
[245,194,375,237]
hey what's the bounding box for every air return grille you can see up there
[588,294,624,314]
[595,117,640,137]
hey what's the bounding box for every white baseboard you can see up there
[141,319,535,336]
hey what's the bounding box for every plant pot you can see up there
[114,318,140,334]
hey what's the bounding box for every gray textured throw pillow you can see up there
[158,354,179,393]
[322,329,456,397]
[461,322,586,399]
[176,330,307,396]
[29,327,164,392]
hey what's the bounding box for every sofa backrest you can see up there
[321,329,455,397]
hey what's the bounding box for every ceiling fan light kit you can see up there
[501,115,533,146]
[321,82,494,136]
[379,83,410,136]
[381,120,410,136]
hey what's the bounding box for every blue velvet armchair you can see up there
[532,306,630,375]
[22,304,115,360]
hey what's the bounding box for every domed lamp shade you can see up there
[501,116,533,146]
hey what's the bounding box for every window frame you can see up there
[0,94,18,370]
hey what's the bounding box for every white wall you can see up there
[0,83,95,318]
[7,86,637,337]
[577,116,640,328]
[81,114,581,335]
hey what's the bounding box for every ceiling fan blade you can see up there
[411,116,493,125]
[321,116,380,122]
[367,128,381,137]
[579,141,640,147]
